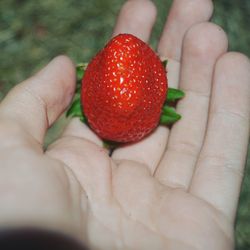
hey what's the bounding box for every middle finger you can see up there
[112,0,215,175]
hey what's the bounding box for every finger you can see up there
[155,23,228,189]
[190,52,250,220]
[111,0,168,172]
[0,56,75,145]
[157,0,213,61]
[113,0,157,42]
[158,0,213,89]
[123,0,214,173]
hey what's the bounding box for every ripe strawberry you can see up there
[81,34,168,143]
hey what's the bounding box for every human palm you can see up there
[48,137,234,249]
[0,1,249,250]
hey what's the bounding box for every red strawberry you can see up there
[81,34,168,143]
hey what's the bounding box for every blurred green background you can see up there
[0,0,249,248]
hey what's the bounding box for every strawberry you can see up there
[81,34,167,143]
[67,34,184,144]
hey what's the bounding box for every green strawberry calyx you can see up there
[66,63,88,122]
[66,61,185,126]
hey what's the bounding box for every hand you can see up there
[0,0,249,249]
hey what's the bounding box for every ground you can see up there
[0,0,249,249]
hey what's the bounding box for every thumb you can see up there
[0,56,76,145]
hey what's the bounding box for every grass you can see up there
[0,0,250,248]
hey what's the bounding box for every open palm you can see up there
[0,0,249,250]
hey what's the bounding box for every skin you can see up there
[0,0,249,249]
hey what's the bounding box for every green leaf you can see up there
[76,62,88,82]
[162,59,168,69]
[74,62,88,95]
[160,106,181,125]
[66,62,89,122]
[66,96,86,122]
[166,88,185,102]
